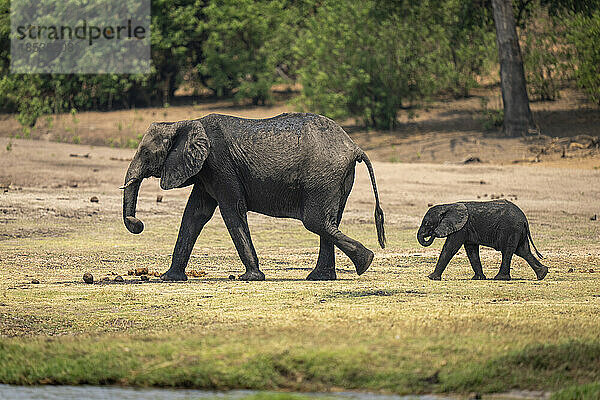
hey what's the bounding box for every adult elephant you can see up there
[122,113,385,281]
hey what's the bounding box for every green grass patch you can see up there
[443,340,600,393]
[551,382,600,400]
[1,335,600,394]
[1,195,600,395]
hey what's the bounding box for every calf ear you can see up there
[160,121,210,190]
[434,203,468,237]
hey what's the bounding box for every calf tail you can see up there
[527,221,543,259]
[358,151,385,248]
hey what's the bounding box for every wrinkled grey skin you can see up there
[123,113,385,281]
[417,200,548,281]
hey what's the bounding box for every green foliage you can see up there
[199,0,285,105]
[0,0,598,130]
[521,8,573,101]
[441,0,497,97]
[542,0,600,16]
[0,0,204,126]
[295,0,498,129]
[295,1,452,129]
[150,0,207,104]
[5,140,11,151]
[568,11,600,104]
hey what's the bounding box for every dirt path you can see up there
[1,136,599,245]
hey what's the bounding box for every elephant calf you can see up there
[417,200,548,281]
[122,113,385,281]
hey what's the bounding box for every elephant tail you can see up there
[526,221,543,259]
[358,151,385,249]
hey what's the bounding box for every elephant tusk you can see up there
[119,179,137,190]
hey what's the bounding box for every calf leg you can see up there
[494,251,514,280]
[516,241,548,280]
[465,244,486,280]
[494,233,519,281]
[306,237,336,280]
[428,235,463,280]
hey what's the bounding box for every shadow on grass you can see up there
[325,289,426,299]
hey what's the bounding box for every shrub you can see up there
[441,0,497,98]
[521,8,573,101]
[199,0,286,105]
[569,11,600,104]
[295,0,451,129]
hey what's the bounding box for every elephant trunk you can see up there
[122,164,144,234]
[417,227,435,247]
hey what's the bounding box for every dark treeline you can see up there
[0,0,599,130]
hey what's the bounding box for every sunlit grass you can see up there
[1,210,599,395]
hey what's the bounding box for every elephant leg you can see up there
[306,174,352,281]
[516,241,548,280]
[465,244,486,280]
[428,235,463,280]
[303,215,373,276]
[220,205,265,281]
[162,185,217,281]
[494,234,518,280]
[494,251,514,280]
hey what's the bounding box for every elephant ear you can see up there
[434,203,468,237]
[160,120,210,190]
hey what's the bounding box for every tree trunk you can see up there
[491,0,535,137]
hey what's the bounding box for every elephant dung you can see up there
[188,269,207,277]
[31,278,40,284]
[83,273,94,284]
[90,196,99,203]
[135,267,149,276]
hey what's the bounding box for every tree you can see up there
[200,0,286,105]
[491,0,535,137]
[296,0,450,129]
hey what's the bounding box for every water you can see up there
[0,385,453,400]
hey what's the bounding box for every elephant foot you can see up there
[427,273,442,281]
[535,266,548,280]
[160,270,188,281]
[354,249,374,276]
[306,267,337,281]
[471,274,487,280]
[238,270,265,281]
[493,273,511,281]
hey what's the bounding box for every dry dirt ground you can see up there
[0,93,599,395]
[1,136,599,327]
